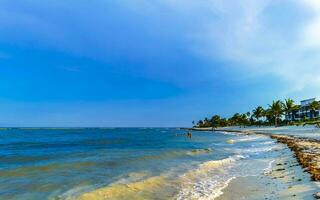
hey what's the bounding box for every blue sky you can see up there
[0,0,320,127]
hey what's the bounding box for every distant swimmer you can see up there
[187,132,192,139]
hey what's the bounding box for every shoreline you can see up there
[187,127,320,183]
[217,154,319,200]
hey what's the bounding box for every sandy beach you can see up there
[187,126,320,199]
[217,142,320,200]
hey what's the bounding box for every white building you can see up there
[286,98,320,121]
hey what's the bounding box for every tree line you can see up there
[194,98,320,128]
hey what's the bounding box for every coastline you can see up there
[77,127,320,200]
[186,126,320,198]
[217,145,319,200]
[3,127,319,199]
[269,134,320,181]
[67,128,283,200]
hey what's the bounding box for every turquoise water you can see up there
[0,128,281,199]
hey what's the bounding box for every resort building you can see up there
[286,98,320,121]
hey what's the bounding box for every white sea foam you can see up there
[233,135,262,142]
[176,155,244,200]
[235,146,275,154]
[174,143,280,200]
[218,131,238,136]
[264,159,275,174]
[258,141,275,145]
[176,176,236,200]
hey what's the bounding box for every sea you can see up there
[0,127,290,199]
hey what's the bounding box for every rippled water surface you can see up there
[0,128,280,199]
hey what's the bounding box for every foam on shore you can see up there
[176,157,236,200]
[217,148,320,200]
[74,156,238,200]
[74,131,278,200]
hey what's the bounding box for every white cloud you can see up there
[301,0,320,10]
[300,0,320,48]
[1,0,320,97]
[179,0,320,96]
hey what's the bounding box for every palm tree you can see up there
[246,111,251,118]
[241,113,249,127]
[268,100,284,126]
[264,108,273,125]
[210,115,221,127]
[292,104,301,121]
[283,98,295,120]
[252,106,265,121]
[230,113,242,126]
[197,120,203,127]
[309,101,320,119]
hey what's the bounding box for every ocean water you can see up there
[0,128,282,200]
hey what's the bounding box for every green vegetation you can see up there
[309,101,320,119]
[194,98,320,128]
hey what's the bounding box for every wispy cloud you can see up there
[176,0,320,96]
[300,0,320,48]
[1,0,319,95]
[1,0,320,125]
[127,0,315,94]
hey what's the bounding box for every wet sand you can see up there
[217,144,320,200]
[270,134,320,181]
[194,127,320,184]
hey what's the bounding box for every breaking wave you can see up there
[176,155,244,200]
